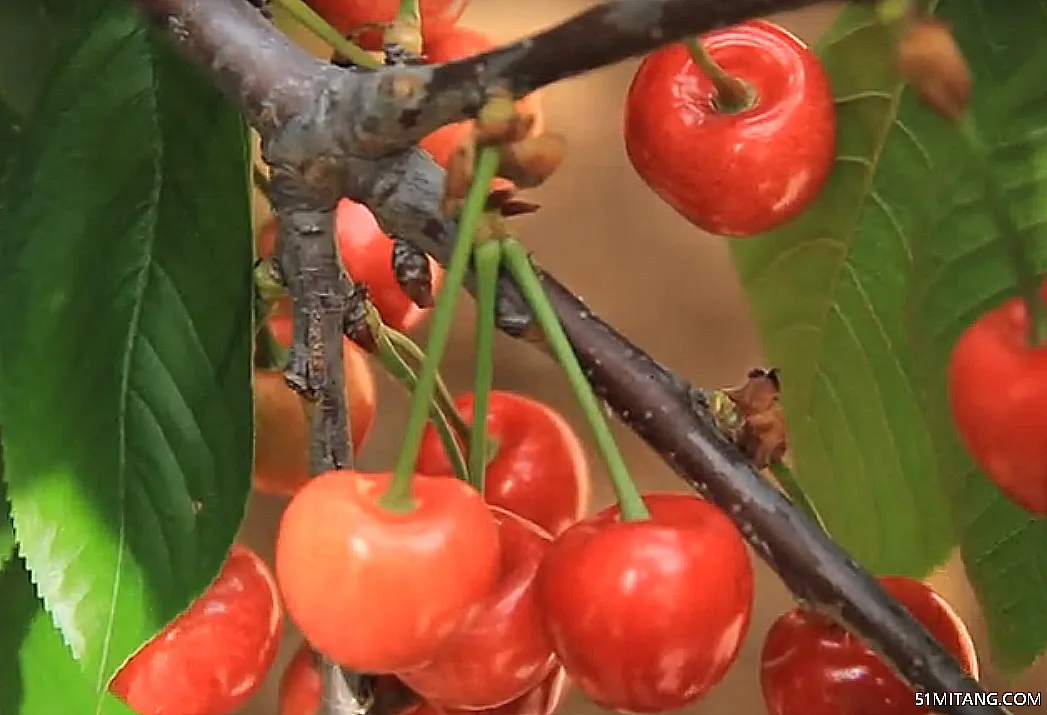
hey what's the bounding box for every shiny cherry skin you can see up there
[420,26,543,183]
[110,545,283,715]
[399,507,556,709]
[303,0,467,48]
[254,313,377,495]
[275,469,501,673]
[761,575,979,715]
[624,20,835,237]
[408,668,572,715]
[281,651,568,715]
[948,287,1047,516]
[536,493,754,713]
[257,201,441,333]
[415,391,590,536]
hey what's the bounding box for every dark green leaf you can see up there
[0,555,135,715]
[0,0,254,705]
[733,0,1047,670]
[730,2,956,576]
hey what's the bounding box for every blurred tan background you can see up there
[239,1,1046,712]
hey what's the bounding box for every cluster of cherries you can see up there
[106,5,987,715]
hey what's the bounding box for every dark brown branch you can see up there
[134,0,338,132]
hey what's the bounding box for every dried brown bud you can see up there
[897,18,970,121]
[442,141,476,216]
[475,93,537,145]
[497,133,566,189]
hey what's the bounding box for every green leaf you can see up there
[729,2,956,576]
[906,10,1047,673]
[0,0,254,705]
[733,0,1047,670]
[0,555,135,715]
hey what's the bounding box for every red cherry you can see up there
[279,645,322,715]
[624,20,835,237]
[255,314,377,495]
[398,507,556,709]
[947,288,1047,516]
[409,668,572,715]
[760,575,979,715]
[415,391,590,535]
[256,201,442,333]
[536,493,754,713]
[110,545,283,715]
[303,0,467,48]
[275,469,501,673]
[419,26,543,191]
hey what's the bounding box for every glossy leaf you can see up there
[0,556,135,715]
[733,1,1047,670]
[730,2,955,576]
[0,0,254,707]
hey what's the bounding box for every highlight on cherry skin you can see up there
[760,575,979,715]
[109,544,284,715]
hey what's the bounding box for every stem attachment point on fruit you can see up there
[501,238,650,522]
[382,146,502,512]
[685,37,755,115]
[271,0,380,69]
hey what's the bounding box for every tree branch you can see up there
[126,1,1010,714]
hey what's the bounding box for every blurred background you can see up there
[239,1,1047,712]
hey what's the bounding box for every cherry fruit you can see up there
[948,288,1047,516]
[416,390,590,536]
[624,20,835,236]
[275,469,501,673]
[398,507,556,709]
[255,314,377,495]
[536,493,753,713]
[110,545,283,715]
[761,575,979,715]
[304,0,467,49]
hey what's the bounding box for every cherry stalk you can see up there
[684,36,753,113]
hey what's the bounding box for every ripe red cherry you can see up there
[624,20,835,237]
[536,493,754,713]
[760,575,979,715]
[947,288,1047,516]
[110,545,283,715]
[257,201,442,333]
[415,390,590,535]
[255,313,377,495]
[275,469,501,673]
[420,26,543,184]
[303,0,467,48]
[399,507,556,709]
[408,668,572,715]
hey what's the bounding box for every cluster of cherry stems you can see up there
[104,2,1047,715]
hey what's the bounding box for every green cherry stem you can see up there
[272,0,380,69]
[385,328,471,441]
[768,461,830,535]
[501,238,650,522]
[684,37,754,114]
[374,328,470,482]
[957,114,1047,346]
[468,239,502,493]
[396,0,421,23]
[381,146,501,511]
